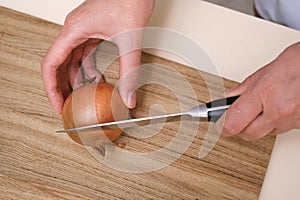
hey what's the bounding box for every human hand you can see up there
[216,42,300,140]
[41,0,155,114]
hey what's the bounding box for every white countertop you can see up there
[1,0,300,199]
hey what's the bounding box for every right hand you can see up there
[41,0,155,114]
[217,42,300,141]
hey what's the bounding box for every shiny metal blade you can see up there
[56,112,190,133]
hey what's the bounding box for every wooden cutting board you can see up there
[0,6,275,200]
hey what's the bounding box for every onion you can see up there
[61,82,129,146]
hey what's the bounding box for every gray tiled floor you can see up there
[204,0,254,15]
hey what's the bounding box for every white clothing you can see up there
[254,0,300,30]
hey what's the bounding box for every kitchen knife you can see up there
[56,96,239,133]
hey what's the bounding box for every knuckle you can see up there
[64,12,83,34]
[260,80,278,96]
[276,102,295,118]
[64,11,78,26]
[267,103,295,127]
[243,74,255,85]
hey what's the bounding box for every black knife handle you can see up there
[206,95,240,122]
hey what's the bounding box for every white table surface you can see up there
[1,0,300,199]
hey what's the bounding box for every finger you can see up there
[118,50,141,108]
[41,52,72,114]
[42,29,85,73]
[68,47,84,90]
[221,92,263,137]
[41,30,85,114]
[57,57,73,101]
[112,29,143,108]
[81,41,104,84]
[239,113,274,141]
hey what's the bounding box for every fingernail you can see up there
[127,91,136,108]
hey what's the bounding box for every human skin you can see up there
[41,0,155,114]
[41,0,300,141]
[216,41,300,140]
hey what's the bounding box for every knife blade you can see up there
[56,96,239,133]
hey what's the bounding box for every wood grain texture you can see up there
[0,6,275,200]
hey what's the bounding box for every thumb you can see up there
[114,28,144,108]
[118,50,141,108]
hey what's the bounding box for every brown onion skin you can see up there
[61,82,129,145]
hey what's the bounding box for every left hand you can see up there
[41,0,155,114]
[217,41,300,141]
